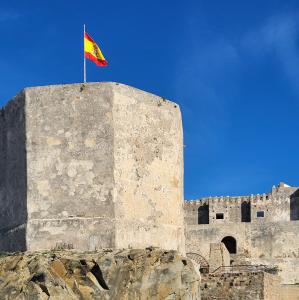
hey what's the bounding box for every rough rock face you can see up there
[0,248,200,300]
[201,271,281,300]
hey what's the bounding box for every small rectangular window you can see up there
[216,213,224,219]
[257,211,264,218]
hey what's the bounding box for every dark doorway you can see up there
[241,201,251,222]
[290,189,299,221]
[198,204,209,224]
[221,236,237,254]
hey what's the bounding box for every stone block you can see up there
[209,242,230,272]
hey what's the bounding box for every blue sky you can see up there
[1,0,299,199]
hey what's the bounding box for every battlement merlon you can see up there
[0,82,185,254]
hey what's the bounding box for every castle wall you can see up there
[185,221,299,284]
[209,197,242,223]
[250,221,299,284]
[186,223,250,260]
[184,200,201,225]
[250,194,290,223]
[185,184,299,283]
[185,184,297,226]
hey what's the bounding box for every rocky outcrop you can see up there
[0,248,200,300]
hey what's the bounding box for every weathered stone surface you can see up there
[279,284,299,300]
[185,183,298,225]
[185,183,299,284]
[0,82,185,254]
[208,242,230,272]
[0,248,200,300]
[201,271,280,300]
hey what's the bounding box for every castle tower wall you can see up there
[112,86,185,252]
[25,83,116,251]
[0,93,27,251]
[0,82,185,254]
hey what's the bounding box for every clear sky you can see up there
[1,1,299,199]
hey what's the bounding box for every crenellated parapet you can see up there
[184,182,299,225]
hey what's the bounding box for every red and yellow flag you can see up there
[84,32,108,66]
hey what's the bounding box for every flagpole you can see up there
[83,24,86,83]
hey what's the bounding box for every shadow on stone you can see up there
[91,260,109,290]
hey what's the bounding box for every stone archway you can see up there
[186,252,209,273]
[221,236,237,254]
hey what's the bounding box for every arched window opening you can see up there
[241,201,251,222]
[198,204,209,224]
[221,236,237,254]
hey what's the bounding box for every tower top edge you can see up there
[3,82,180,111]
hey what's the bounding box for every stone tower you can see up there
[0,82,185,253]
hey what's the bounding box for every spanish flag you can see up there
[84,32,108,66]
